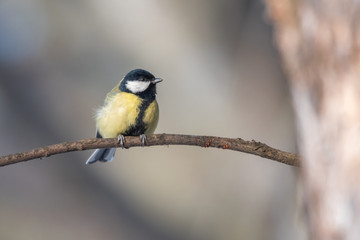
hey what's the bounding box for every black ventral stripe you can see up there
[124,98,154,136]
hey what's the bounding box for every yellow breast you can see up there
[144,100,159,134]
[95,92,159,138]
[96,92,142,138]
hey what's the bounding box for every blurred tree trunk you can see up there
[265,0,360,239]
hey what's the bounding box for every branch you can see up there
[0,134,300,167]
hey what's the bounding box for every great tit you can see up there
[86,69,163,164]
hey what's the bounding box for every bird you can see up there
[86,69,163,164]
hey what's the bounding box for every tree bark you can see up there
[265,0,360,239]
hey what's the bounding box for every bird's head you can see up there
[120,69,163,100]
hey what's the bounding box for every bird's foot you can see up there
[140,134,146,146]
[117,135,125,149]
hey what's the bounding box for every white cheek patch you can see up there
[126,80,151,93]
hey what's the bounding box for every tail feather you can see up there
[86,148,116,165]
[101,148,116,162]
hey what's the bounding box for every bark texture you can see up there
[0,134,300,167]
[265,0,360,239]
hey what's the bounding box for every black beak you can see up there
[151,78,163,84]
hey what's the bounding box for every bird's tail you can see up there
[86,148,116,165]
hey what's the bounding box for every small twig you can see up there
[0,134,300,167]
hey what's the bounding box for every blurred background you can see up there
[0,0,304,239]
